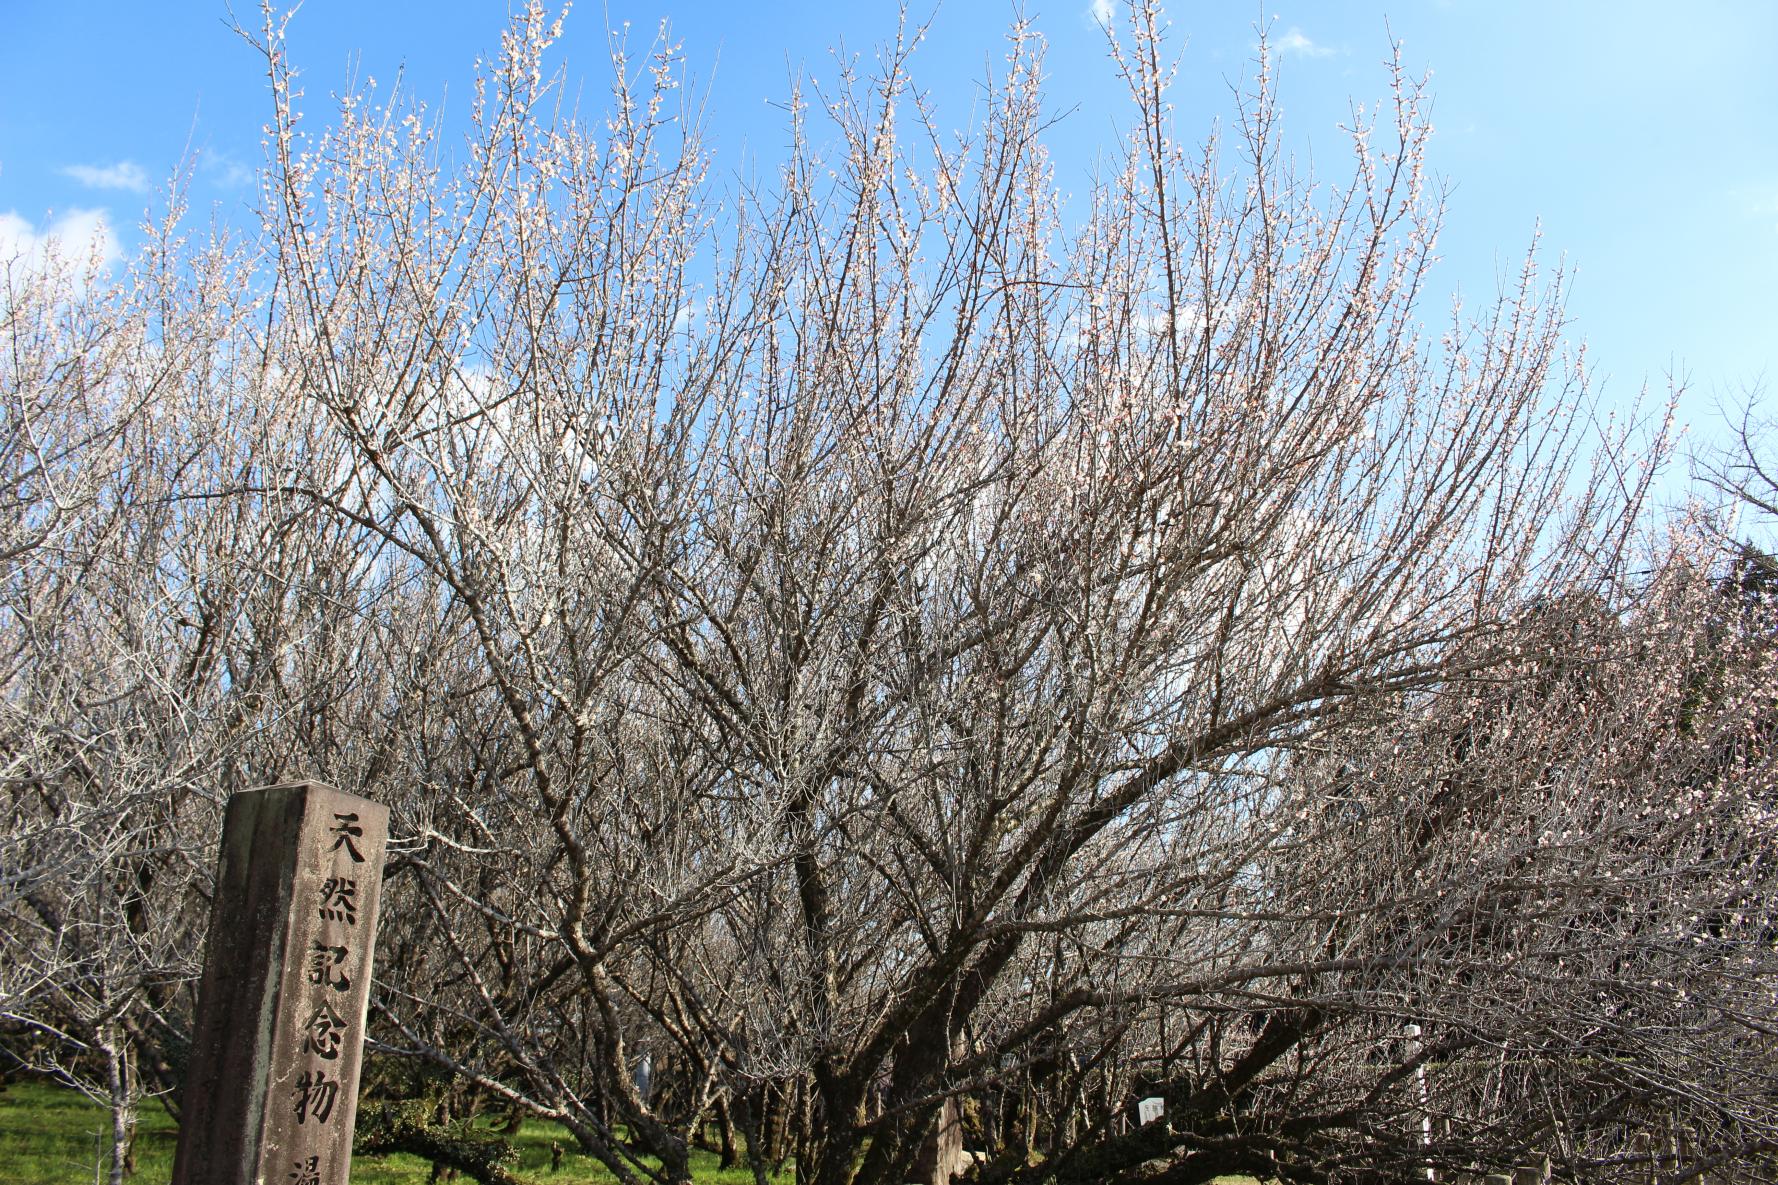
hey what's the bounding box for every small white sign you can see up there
[1138,1097,1164,1125]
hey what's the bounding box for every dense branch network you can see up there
[1,4,1771,1185]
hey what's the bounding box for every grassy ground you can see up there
[0,1080,782,1185]
[0,1080,1262,1185]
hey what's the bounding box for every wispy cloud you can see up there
[0,208,122,275]
[1275,27,1337,58]
[60,160,150,193]
[200,149,255,189]
[1087,0,1117,26]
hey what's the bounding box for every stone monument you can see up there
[913,1097,967,1185]
[172,780,389,1185]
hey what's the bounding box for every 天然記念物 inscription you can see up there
[172,780,388,1185]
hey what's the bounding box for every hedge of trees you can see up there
[3,5,1773,1184]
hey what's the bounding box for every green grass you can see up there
[0,1080,783,1184]
[0,1080,1262,1185]
[0,1081,177,1185]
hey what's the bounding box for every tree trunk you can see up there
[732,1086,774,1185]
[101,1024,137,1185]
[716,1093,740,1169]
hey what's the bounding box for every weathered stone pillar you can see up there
[173,780,389,1185]
[913,1097,966,1185]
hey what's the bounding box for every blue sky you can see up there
[2,1,1773,495]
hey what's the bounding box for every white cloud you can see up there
[0,208,121,274]
[60,161,150,193]
[200,150,255,189]
[1135,301,1205,346]
[1275,27,1336,58]
[1088,0,1117,25]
